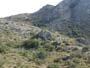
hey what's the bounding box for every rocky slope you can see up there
[4,0,90,40]
[0,0,90,68]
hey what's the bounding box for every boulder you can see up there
[36,31,52,40]
[76,38,90,45]
[62,54,71,61]
[82,47,89,53]
[65,46,82,51]
[52,41,61,48]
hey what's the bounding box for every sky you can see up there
[0,0,63,17]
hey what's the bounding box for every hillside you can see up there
[4,0,90,40]
[0,18,90,68]
[0,0,90,68]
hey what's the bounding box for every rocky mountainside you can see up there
[0,17,90,68]
[0,0,90,68]
[4,0,90,40]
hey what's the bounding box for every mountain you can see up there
[4,0,90,40]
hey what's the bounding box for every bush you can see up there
[72,58,80,64]
[68,63,76,68]
[54,58,62,63]
[35,59,45,65]
[44,44,55,52]
[19,50,33,61]
[0,44,9,53]
[47,63,59,68]
[35,50,47,59]
[67,61,76,68]
[82,46,89,53]
[71,51,82,58]
[22,38,41,49]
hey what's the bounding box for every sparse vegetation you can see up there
[0,0,90,67]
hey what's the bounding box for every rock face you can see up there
[73,0,90,22]
[53,0,90,22]
[52,0,90,39]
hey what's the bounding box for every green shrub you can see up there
[35,50,47,59]
[54,58,62,63]
[44,44,55,52]
[0,44,9,53]
[22,38,41,49]
[35,59,45,65]
[68,63,76,68]
[67,61,76,68]
[47,63,59,68]
[19,50,33,61]
[82,46,89,53]
[71,51,82,58]
[72,58,80,64]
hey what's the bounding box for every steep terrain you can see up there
[0,18,90,68]
[4,0,90,39]
[0,0,90,68]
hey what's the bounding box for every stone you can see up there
[76,38,90,45]
[52,41,61,48]
[36,31,52,40]
[62,54,71,61]
[65,46,82,51]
